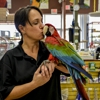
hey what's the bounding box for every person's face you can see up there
[21,9,44,41]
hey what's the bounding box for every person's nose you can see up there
[40,22,44,29]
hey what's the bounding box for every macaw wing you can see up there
[46,38,84,65]
[60,39,84,64]
[46,43,93,80]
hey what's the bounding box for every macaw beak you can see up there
[45,28,51,36]
[43,25,51,36]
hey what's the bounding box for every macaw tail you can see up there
[73,75,89,100]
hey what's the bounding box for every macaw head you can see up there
[43,23,61,38]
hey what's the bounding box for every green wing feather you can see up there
[46,38,85,66]
[60,39,84,61]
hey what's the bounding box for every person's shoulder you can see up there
[6,45,18,53]
[4,45,21,57]
[0,46,18,61]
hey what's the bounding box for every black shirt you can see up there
[0,41,62,100]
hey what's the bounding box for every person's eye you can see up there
[32,19,43,25]
[33,22,38,25]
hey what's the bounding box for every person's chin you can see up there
[40,36,45,41]
[41,34,45,39]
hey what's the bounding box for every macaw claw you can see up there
[40,60,50,66]
[40,60,50,72]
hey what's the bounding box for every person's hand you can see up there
[40,60,56,77]
[32,60,56,87]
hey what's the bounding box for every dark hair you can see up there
[14,5,43,33]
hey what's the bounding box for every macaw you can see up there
[43,23,93,100]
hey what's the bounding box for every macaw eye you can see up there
[49,26,54,35]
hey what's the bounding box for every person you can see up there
[0,5,69,100]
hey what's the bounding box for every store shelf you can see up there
[61,60,100,100]
[61,83,100,100]
[61,83,100,88]
[0,44,7,47]
[89,11,100,17]
[86,22,100,48]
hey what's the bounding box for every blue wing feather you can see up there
[46,42,93,80]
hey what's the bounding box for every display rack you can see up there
[0,37,16,59]
[61,60,100,100]
[0,37,8,59]
[86,22,100,48]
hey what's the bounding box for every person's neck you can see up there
[22,40,39,53]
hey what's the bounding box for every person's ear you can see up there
[18,25,25,35]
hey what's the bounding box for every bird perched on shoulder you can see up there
[43,23,93,100]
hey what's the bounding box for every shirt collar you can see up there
[13,40,47,57]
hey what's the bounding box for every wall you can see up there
[66,0,98,14]
[9,0,62,14]
[9,0,30,13]
[9,0,98,14]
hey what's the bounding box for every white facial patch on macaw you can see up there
[49,26,55,34]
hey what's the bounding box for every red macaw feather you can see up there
[74,78,89,100]
[48,54,58,63]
